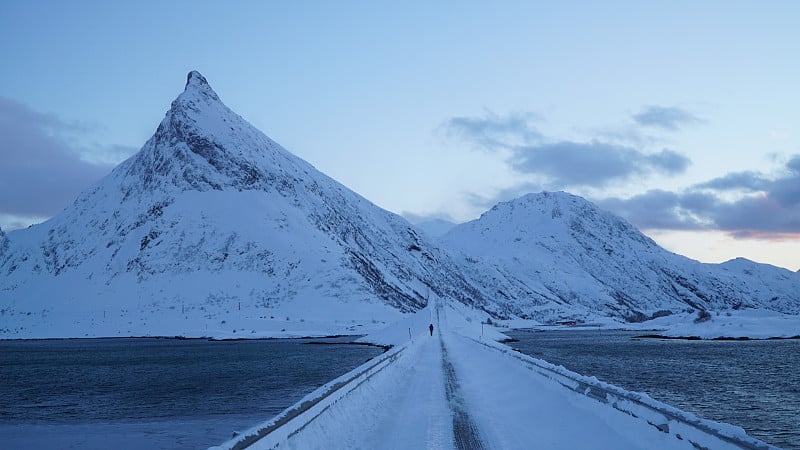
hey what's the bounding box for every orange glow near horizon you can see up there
[645,229,800,271]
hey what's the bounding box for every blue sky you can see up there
[1,1,799,270]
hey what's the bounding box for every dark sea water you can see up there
[0,337,382,449]
[506,329,800,449]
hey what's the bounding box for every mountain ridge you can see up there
[0,71,494,338]
[1,72,798,338]
[442,191,800,322]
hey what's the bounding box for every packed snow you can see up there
[214,304,776,450]
[642,308,800,339]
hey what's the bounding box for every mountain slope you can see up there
[441,192,800,323]
[0,72,490,338]
[2,74,797,338]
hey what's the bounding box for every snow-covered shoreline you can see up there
[496,308,800,340]
[216,303,779,450]
[4,307,798,342]
[3,72,799,342]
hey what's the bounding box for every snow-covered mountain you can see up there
[0,72,491,338]
[441,191,800,323]
[2,73,798,338]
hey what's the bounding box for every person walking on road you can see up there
[429,323,434,336]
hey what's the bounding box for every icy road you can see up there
[214,304,777,450]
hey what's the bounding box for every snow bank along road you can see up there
[213,307,778,450]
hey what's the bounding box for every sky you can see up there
[1,1,799,271]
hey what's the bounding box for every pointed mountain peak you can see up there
[120,70,298,195]
[179,70,220,103]
[185,70,208,88]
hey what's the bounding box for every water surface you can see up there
[506,329,799,449]
[0,337,382,449]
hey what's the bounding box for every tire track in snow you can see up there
[440,335,486,450]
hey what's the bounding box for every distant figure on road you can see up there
[429,323,434,336]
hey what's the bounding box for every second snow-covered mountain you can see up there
[441,191,800,323]
[1,72,798,338]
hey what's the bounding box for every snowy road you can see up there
[440,336,486,450]
[216,306,776,450]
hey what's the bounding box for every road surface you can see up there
[216,305,773,450]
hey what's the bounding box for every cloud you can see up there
[771,176,800,208]
[442,110,542,151]
[511,142,690,187]
[447,137,799,240]
[440,107,796,241]
[712,195,800,238]
[598,156,800,239]
[401,211,458,225]
[787,155,800,173]
[0,97,127,223]
[694,156,800,208]
[599,190,707,230]
[601,191,800,239]
[693,171,770,192]
[443,109,691,191]
[632,105,702,131]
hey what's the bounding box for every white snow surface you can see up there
[441,192,800,333]
[640,308,800,339]
[214,304,775,450]
[1,72,798,340]
[0,71,492,339]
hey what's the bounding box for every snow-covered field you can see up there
[493,308,800,340]
[648,309,800,339]
[215,304,776,450]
